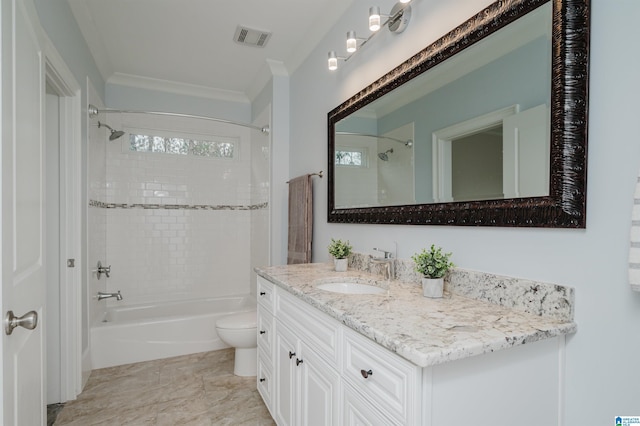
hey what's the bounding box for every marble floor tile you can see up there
[54,349,274,425]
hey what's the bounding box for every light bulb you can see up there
[369,6,381,31]
[346,31,357,53]
[328,51,338,70]
[399,0,411,3]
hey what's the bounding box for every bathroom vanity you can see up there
[255,262,576,426]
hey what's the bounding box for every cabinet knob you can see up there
[296,358,304,366]
[360,369,373,379]
[260,330,266,334]
[289,351,296,359]
[260,291,266,296]
[259,378,266,382]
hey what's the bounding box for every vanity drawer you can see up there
[257,355,274,417]
[257,276,275,313]
[257,305,274,361]
[342,328,421,425]
[276,288,341,366]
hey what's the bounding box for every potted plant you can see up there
[411,244,454,298]
[328,238,352,272]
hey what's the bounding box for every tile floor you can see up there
[53,348,275,425]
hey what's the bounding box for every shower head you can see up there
[98,121,125,141]
[378,148,394,161]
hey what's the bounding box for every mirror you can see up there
[328,0,589,227]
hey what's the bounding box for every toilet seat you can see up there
[216,311,256,329]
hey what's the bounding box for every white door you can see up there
[1,0,46,424]
[503,104,550,198]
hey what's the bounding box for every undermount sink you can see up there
[316,282,387,295]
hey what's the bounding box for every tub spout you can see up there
[98,291,123,301]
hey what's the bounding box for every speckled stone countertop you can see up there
[255,262,577,368]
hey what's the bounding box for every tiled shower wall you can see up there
[87,86,108,333]
[250,107,271,291]
[98,113,265,305]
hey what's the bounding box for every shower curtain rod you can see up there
[88,104,270,134]
[336,131,412,146]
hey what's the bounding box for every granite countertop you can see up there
[255,262,577,368]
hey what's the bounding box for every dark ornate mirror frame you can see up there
[328,0,589,227]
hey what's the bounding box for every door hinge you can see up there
[67,259,75,268]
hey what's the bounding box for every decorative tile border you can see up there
[348,252,574,322]
[89,199,267,211]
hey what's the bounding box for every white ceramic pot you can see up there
[334,258,348,272]
[422,277,444,298]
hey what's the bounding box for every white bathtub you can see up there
[90,294,255,369]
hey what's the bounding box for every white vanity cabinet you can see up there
[258,276,419,425]
[257,274,565,426]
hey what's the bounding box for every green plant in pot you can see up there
[411,244,454,298]
[328,238,352,272]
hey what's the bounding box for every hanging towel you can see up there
[287,174,313,264]
[629,168,640,292]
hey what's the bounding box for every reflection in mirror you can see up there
[334,126,415,208]
[333,2,551,208]
[328,0,589,227]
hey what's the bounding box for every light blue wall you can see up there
[105,84,251,122]
[34,0,105,98]
[289,0,640,424]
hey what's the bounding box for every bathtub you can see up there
[90,294,255,369]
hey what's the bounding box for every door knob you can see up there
[5,310,38,335]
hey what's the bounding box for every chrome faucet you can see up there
[371,248,395,280]
[97,291,123,301]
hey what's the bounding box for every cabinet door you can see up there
[299,343,341,426]
[343,383,397,426]
[274,321,299,426]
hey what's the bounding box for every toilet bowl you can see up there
[215,310,257,376]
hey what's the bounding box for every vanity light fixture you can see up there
[346,31,366,53]
[368,6,385,32]
[328,51,346,71]
[327,0,412,71]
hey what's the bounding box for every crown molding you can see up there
[106,73,250,104]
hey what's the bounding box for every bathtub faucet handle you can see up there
[96,261,111,280]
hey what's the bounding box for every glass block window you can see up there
[191,140,234,158]
[129,133,235,159]
[335,149,364,166]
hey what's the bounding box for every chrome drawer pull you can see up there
[360,369,373,379]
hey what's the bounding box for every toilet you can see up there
[215,310,257,376]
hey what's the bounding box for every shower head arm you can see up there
[97,121,114,131]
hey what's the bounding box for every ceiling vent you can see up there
[234,26,272,48]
